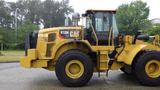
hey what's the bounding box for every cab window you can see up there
[95,12,110,32]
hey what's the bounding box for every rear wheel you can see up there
[134,51,160,86]
[55,50,93,87]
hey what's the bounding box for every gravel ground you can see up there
[0,63,159,90]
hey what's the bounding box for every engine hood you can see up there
[39,26,83,34]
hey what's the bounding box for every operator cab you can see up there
[83,10,119,45]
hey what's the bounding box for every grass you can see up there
[0,51,24,62]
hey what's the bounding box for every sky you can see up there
[69,0,160,19]
[5,0,160,19]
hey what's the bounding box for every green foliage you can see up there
[0,35,2,42]
[144,24,160,35]
[0,29,5,43]
[0,0,12,28]
[9,0,73,28]
[116,0,150,35]
[41,0,74,28]
[0,22,39,50]
[0,28,15,50]
[0,27,5,43]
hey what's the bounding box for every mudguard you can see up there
[117,44,147,65]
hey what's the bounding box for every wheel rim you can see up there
[65,60,84,79]
[145,60,160,78]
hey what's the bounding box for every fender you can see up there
[51,40,93,60]
[117,44,147,65]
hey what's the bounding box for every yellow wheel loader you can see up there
[21,10,160,87]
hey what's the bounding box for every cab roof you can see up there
[86,9,116,13]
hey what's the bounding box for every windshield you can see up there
[95,12,111,32]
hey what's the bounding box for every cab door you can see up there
[95,12,111,45]
[84,12,119,46]
[94,12,111,45]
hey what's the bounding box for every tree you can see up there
[9,0,73,28]
[24,0,42,25]
[144,24,160,35]
[0,28,15,50]
[41,0,74,28]
[0,0,12,28]
[0,30,3,55]
[9,0,42,27]
[9,0,27,27]
[116,1,150,35]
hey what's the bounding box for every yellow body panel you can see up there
[31,60,48,68]
[117,35,160,65]
[117,44,147,65]
[92,46,114,51]
[98,51,108,71]
[20,49,48,68]
[117,47,160,65]
[27,49,37,59]
[39,27,82,34]
[20,56,32,68]
[20,49,37,68]
[21,57,48,68]
[36,26,83,59]
[51,40,93,60]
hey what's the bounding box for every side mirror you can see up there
[137,35,150,41]
[133,30,142,44]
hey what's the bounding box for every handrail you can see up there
[108,27,113,46]
[88,17,99,45]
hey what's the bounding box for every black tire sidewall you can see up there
[55,50,93,87]
[135,51,160,86]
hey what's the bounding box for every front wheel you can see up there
[55,50,93,87]
[134,51,160,86]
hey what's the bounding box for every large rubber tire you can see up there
[55,50,93,87]
[134,51,160,86]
